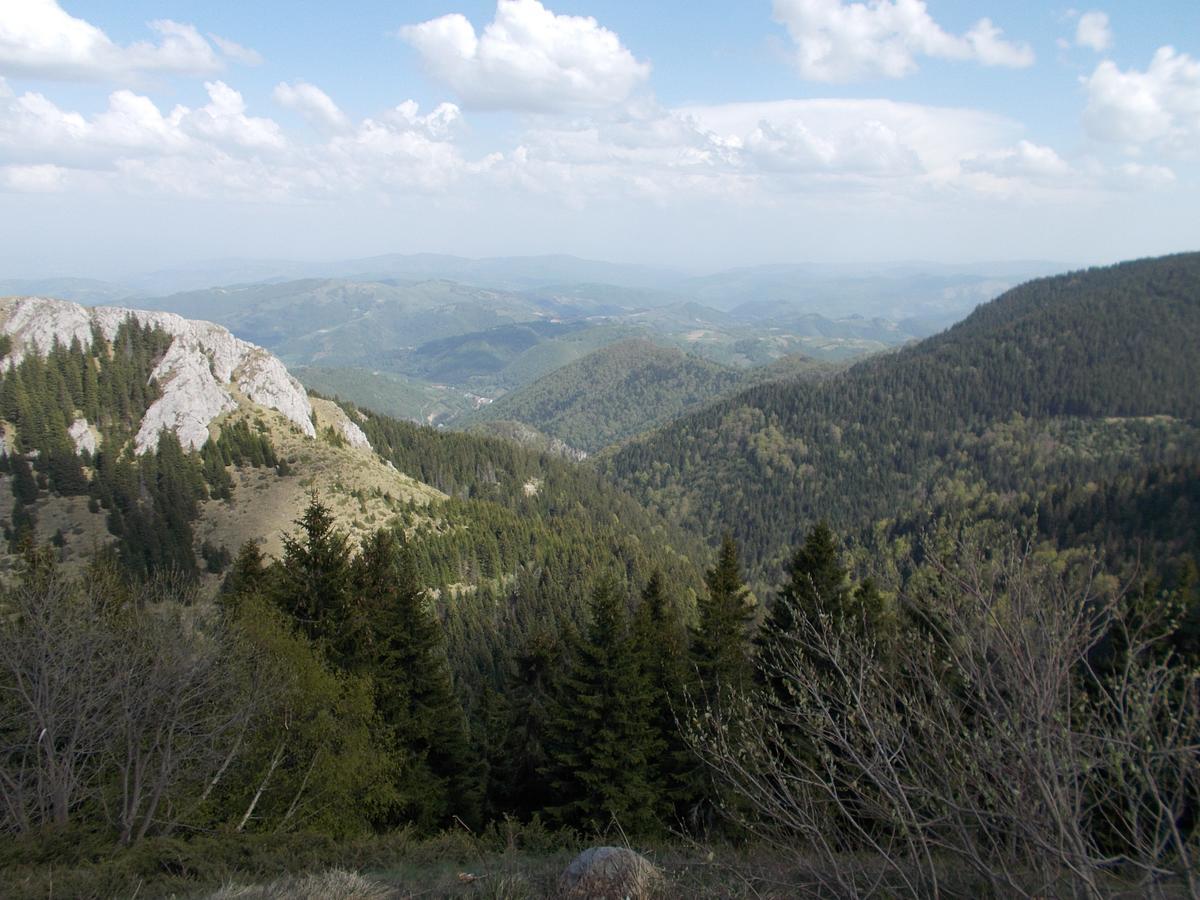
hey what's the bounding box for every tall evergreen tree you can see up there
[353,529,479,830]
[220,540,270,605]
[631,571,696,825]
[544,577,663,835]
[691,533,755,700]
[763,521,850,641]
[495,625,564,820]
[273,494,353,652]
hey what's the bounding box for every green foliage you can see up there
[272,494,354,652]
[604,253,1200,584]
[692,534,755,701]
[542,578,664,835]
[350,529,480,830]
[219,593,391,836]
[466,339,744,452]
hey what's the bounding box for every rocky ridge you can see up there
[0,296,319,453]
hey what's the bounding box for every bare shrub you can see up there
[687,534,1200,899]
[0,556,262,842]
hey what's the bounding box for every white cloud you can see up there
[1110,161,1175,189]
[772,0,1034,82]
[0,81,282,164]
[1075,11,1112,53]
[0,78,472,200]
[209,34,263,67]
[0,162,68,192]
[384,100,463,139]
[185,82,285,150]
[684,99,1018,179]
[0,0,227,80]
[962,140,1072,180]
[274,81,349,133]
[1083,46,1200,153]
[744,116,922,175]
[398,0,650,112]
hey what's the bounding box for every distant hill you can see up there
[0,277,139,305]
[680,260,1060,318]
[602,253,1200,580]
[462,339,837,453]
[464,339,744,452]
[125,253,689,296]
[135,278,575,369]
[295,366,481,425]
[133,278,910,419]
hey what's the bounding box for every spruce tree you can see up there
[354,529,479,829]
[691,533,754,700]
[631,571,696,825]
[496,626,563,819]
[756,521,850,679]
[544,577,663,835]
[220,540,270,604]
[274,493,353,652]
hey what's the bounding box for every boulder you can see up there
[558,846,662,899]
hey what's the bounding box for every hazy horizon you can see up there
[2,2,1197,277]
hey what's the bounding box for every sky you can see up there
[0,0,1197,278]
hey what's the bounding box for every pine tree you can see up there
[755,521,850,684]
[631,571,696,825]
[273,493,354,652]
[692,533,755,700]
[544,577,663,835]
[354,529,480,830]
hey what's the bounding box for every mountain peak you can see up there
[0,296,316,453]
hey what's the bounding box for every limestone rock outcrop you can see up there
[0,296,317,453]
[68,418,98,455]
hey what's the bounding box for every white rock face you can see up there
[323,402,372,450]
[68,418,98,455]
[0,296,316,454]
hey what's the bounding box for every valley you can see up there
[3,2,1198,894]
[0,251,1197,900]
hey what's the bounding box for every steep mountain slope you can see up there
[0,296,439,579]
[0,296,315,452]
[602,253,1200,580]
[0,296,705,622]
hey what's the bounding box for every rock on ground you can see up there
[558,846,663,899]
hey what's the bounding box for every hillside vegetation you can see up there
[465,339,835,453]
[603,253,1200,579]
[464,339,741,452]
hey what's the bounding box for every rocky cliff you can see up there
[0,296,318,453]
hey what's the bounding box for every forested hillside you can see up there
[603,253,1200,581]
[2,258,1198,899]
[464,339,835,453]
[463,339,742,452]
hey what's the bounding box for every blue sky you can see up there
[0,0,1197,277]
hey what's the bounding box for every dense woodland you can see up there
[603,253,1200,582]
[0,254,1198,897]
